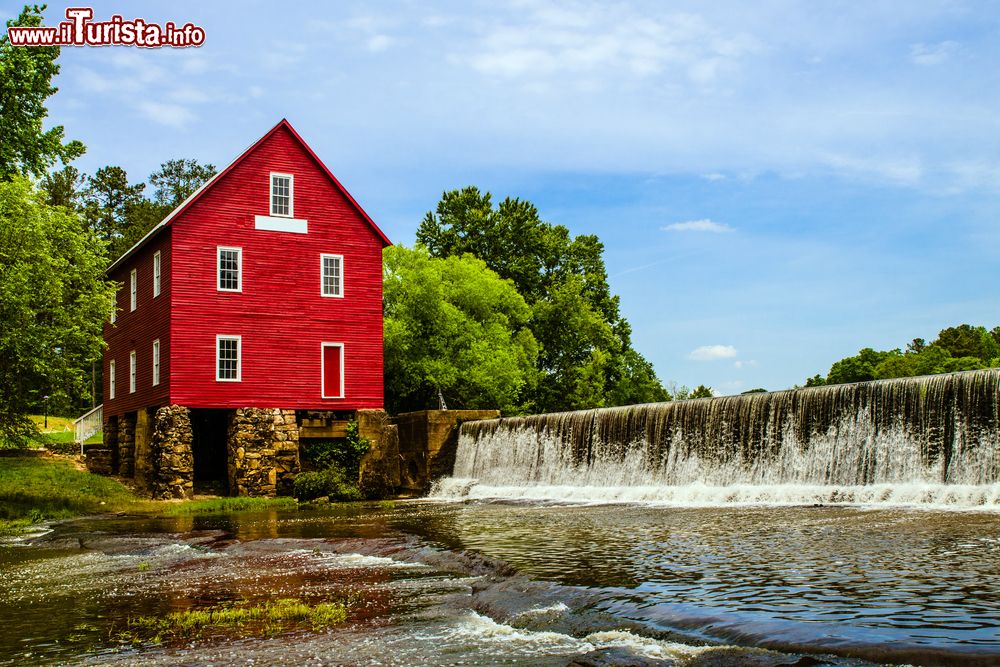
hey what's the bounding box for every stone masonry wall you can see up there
[357,409,399,499]
[228,408,300,497]
[272,409,301,496]
[118,413,136,477]
[149,405,194,500]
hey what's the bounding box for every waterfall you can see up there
[434,369,1000,507]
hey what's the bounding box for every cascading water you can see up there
[434,369,1000,507]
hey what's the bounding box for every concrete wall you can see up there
[365,410,499,494]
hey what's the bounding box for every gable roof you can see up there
[107,118,391,273]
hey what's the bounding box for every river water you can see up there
[2,500,998,666]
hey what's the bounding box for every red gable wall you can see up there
[168,124,385,409]
[103,121,386,416]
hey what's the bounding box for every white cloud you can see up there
[465,4,759,85]
[688,345,738,361]
[367,34,393,52]
[137,101,196,128]
[662,219,734,233]
[733,359,757,369]
[910,41,959,66]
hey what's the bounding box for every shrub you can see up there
[300,420,370,479]
[293,469,362,502]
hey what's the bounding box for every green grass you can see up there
[28,415,76,432]
[119,598,349,643]
[0,455,145,531]
[0,455,303,535]
[160,496,297,515]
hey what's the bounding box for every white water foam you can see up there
[431,477,1000,510]
[290,550,428,569]
[440,611,711,660]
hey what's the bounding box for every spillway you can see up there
[434,369,1000,507]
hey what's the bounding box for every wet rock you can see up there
[568,648,674,666]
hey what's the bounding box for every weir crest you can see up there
[433,369,1000,507]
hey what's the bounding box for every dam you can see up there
[435,368,1000,506]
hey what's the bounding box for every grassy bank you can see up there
[0,454,297,535]
[0,455,141,531]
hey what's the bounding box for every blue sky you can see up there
[8,0,1000,394]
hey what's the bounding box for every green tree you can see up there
[827,347,894,384]
[689,385,714,399]
[932,324,998,362]
[81,166,146,259]
[0,177,115,445]
[382,245,538,414]
[0,5,84,180]
[40,165,84,209]
[149,158,216,207]
[804,374,826,387]
[417,186,666,411]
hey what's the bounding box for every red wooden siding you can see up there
[104,229,172,416]
[168,123,385,409]
[103,121,387,415]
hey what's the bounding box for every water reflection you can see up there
[2,502,999,665]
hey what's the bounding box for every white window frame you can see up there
[321,342,345,399]
[130,269,137,312]
[109,359,116,400]
[152,339,160,386]
[111,290,117,324]
[153,250,161,298]
[320,253,344,298]
[216,335,242,382]
[270,172,293,218]
[129,350,136,393]
[217,246,242,293]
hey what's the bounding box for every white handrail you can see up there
[74,404,103,446]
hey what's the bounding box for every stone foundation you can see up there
[357,410,399,499]
[133,409,153,491]
[362,410,500,495]
[272,409,301,496]
[118,413,136,477]
[103,416,120,472]
[228,408,300,497]
[149,405,194,500]
[83,443,113,475]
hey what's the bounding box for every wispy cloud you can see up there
[662,219,734,233]
[733,359,757,369]
[464,4,759,86]
[137,101,196,128]
[689,345,738,361]
[910,41,959,66]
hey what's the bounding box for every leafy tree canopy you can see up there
[416,186,667,412]
[0,176,115,445]
[809,324,1000,387]
[149,158,217,208]
[383,245,538,414]
[0,4,84,180]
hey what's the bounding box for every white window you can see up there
[321,254,343,297]
[152,339,160,386]
[129,350,136,393]
[217,247,242,292]
[216,335,241,382]
[270,173,293,217]
[109,359,116,400]
[153,251,161,298]
[111,290,117,324]
[130,269,137,311]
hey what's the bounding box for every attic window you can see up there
[270,173,292,217]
